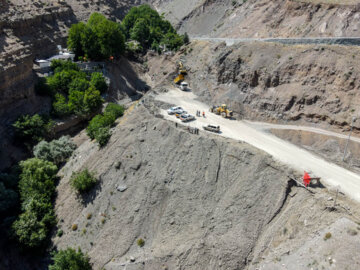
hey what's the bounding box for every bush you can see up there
[137,238,145,247]
[90,72,107,93]
[49,248,92,270]
[324,232,332,240]
[95,127,111,147]
[13,114,54,146]
[86,113,115,140]
[70,169,97,193]
[47,70,85,95]
[33,136,76,165]
[104,103,125,118]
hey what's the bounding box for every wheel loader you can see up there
[173,61,187,84]
[209,104,233,118]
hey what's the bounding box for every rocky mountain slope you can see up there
[146,40,360,133]
[49,98,360,270]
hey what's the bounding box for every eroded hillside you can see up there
[50,98,360,270]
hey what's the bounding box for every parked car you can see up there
[167,106,183,115]
[203,125,220,133]
[180,114,195,122]
[175,110,187,118]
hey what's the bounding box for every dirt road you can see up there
[156,88,360,202]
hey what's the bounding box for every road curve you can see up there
[156,88,360,202]
[192,36,360,46]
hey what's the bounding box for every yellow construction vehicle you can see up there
[173,61,187,84]
[209,104,233,118]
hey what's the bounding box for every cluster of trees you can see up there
[45,60,106,118]
[12,158,58,248]
[87,103,124,146]
[122,5,186,52]
[67,5,187,58]
[68,13,125,60]
[5,135,77,249]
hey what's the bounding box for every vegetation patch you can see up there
[12,158,58,249]
[70,169,97,193]
[33,136,76,165]
[324,232,332,240]
[87,103,124,146]
[49,248,92,270]
[137,238,145,247]
[13,114,54,147]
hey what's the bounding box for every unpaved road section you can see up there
[156,88,360,202]
[193,37,360,46]
[246,121,360,144]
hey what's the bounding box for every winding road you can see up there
[156,88,360,202]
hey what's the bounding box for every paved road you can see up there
[192,36,360,46]
[156,88,360,202]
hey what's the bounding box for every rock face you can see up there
[147,40,360,133]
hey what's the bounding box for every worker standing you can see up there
[202,111,205,118]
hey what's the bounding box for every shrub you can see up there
[324,232,332,240]
[86,113,115,140]
[13,114,54,146]
[90,72,107,93]
[70,169,97,193]
[33,136,76,165]
[49,248,92,270]
[57,229,63,237]
[104,103,125,118]
[86,213,92,220]
[71,224,78,231]
[95,127,111,147]
[137,238,145,247]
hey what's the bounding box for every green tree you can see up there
[51,60,79,73]
[18,158,57,203]
[67,22,87,58]
[104,103,124,118]
[130,18,150,46]
[13,114,54,146]
[49,248,92,270]
[47,70,85,95]
[80,26,101,60]
[90,72,107,93]
[68,86,103,116]
[53,94,71,118]
[161,32,184,51]
[86,113,115,140]
[69,78,90,93]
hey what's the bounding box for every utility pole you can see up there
[343,116,357,162]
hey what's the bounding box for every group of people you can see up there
[196,110,205,117]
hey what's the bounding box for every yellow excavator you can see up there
[173,61,187,84]
[210,104,233,118]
